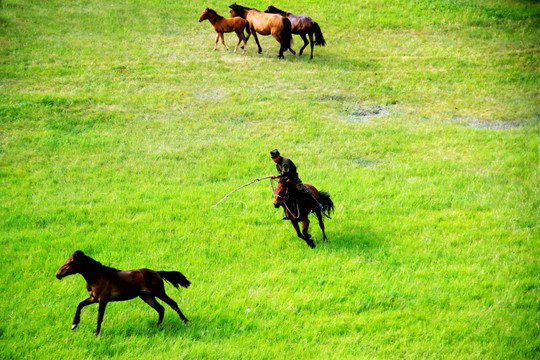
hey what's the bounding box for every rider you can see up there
[270,149,323,215]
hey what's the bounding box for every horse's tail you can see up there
[318,191,334,218]
[159,271,191,289]
[281,17,292,50]
[313,22,326,46]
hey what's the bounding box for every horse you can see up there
[199,8,248,53]
[229,3,292,59]
[273,181,334,248]
[55,250,190,336]
[264,5,326,59]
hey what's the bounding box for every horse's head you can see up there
[273,182,287,208]
[264,6,285,15]
[264,5,277,14]
[229,3,249,18]
[198,8,209,22]
[56,250,85,279]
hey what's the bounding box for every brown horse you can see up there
[199,8,248,53]
[264,5,326,59]
[55,250,190,336]
[273,181,334,248]
[229,3,292,58]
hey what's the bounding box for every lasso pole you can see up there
[212,175,274,208]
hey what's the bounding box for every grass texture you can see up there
[0,0,539,359]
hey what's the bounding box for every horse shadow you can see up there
[319,224,386,257]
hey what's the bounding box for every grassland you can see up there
[0,0,539,359]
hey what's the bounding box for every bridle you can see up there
[271,179,300,219]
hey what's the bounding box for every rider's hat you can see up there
[270,149,280,159]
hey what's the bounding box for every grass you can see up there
[1,0,539,359]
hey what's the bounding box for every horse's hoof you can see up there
[183,319,190,325]
[71,324,78,330]
[306,240,316,249]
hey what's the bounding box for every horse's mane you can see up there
[229,3,255,14]
[265,5,289,16]
[75,250,120,274]
[206,8,223,19]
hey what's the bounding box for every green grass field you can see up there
[1,0,539,358]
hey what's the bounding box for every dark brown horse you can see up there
[199,8,248,53]
[273,181,334,248]
[229,3,292,58]
[264,5,326,59]
[55,250,190,336]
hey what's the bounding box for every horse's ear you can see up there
[73,250,84,258]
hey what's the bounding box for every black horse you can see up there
[273,181,334,248]
[56,251,190,336]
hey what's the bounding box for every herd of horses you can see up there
[199,3,326,59]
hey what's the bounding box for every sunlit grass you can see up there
[1,0,539,359]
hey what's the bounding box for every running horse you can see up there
[229,3,292,58]
[273,181,334,248]
[199,8,248,53]
[264,5,326,59]
[55,250,190,336]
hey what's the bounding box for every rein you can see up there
[272,178,300,219]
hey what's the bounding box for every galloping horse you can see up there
[273,181,334,248]
[264,5,326,59]
[229,3,292,59]
[199,8,248,53]
[56,251,190,336]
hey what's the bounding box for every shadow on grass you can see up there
[114,312,249,340]
[318,225,386,257]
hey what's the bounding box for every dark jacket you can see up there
[276,157,300,183]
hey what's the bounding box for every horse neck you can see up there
[205,12,222,25]
[78,257,115,283]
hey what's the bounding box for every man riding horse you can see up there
[270,149,322,216]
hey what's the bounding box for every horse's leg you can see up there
[251,28,262,54]
[95,300,108,336]
[234,30,243,53]
[308,32,315,59]
[315,211,328,241]
[292,220,315,248]
[301,217,311,240]
[72,297,97,330]
[156,293,189,324]
[219,32,229,51]
[241,33,247,54]
[213,33,219,51]
[287,37,296,55]
[271,31,286,59]
[299,34,309,56]
[140,293,165,325]
[291,220,304,239]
